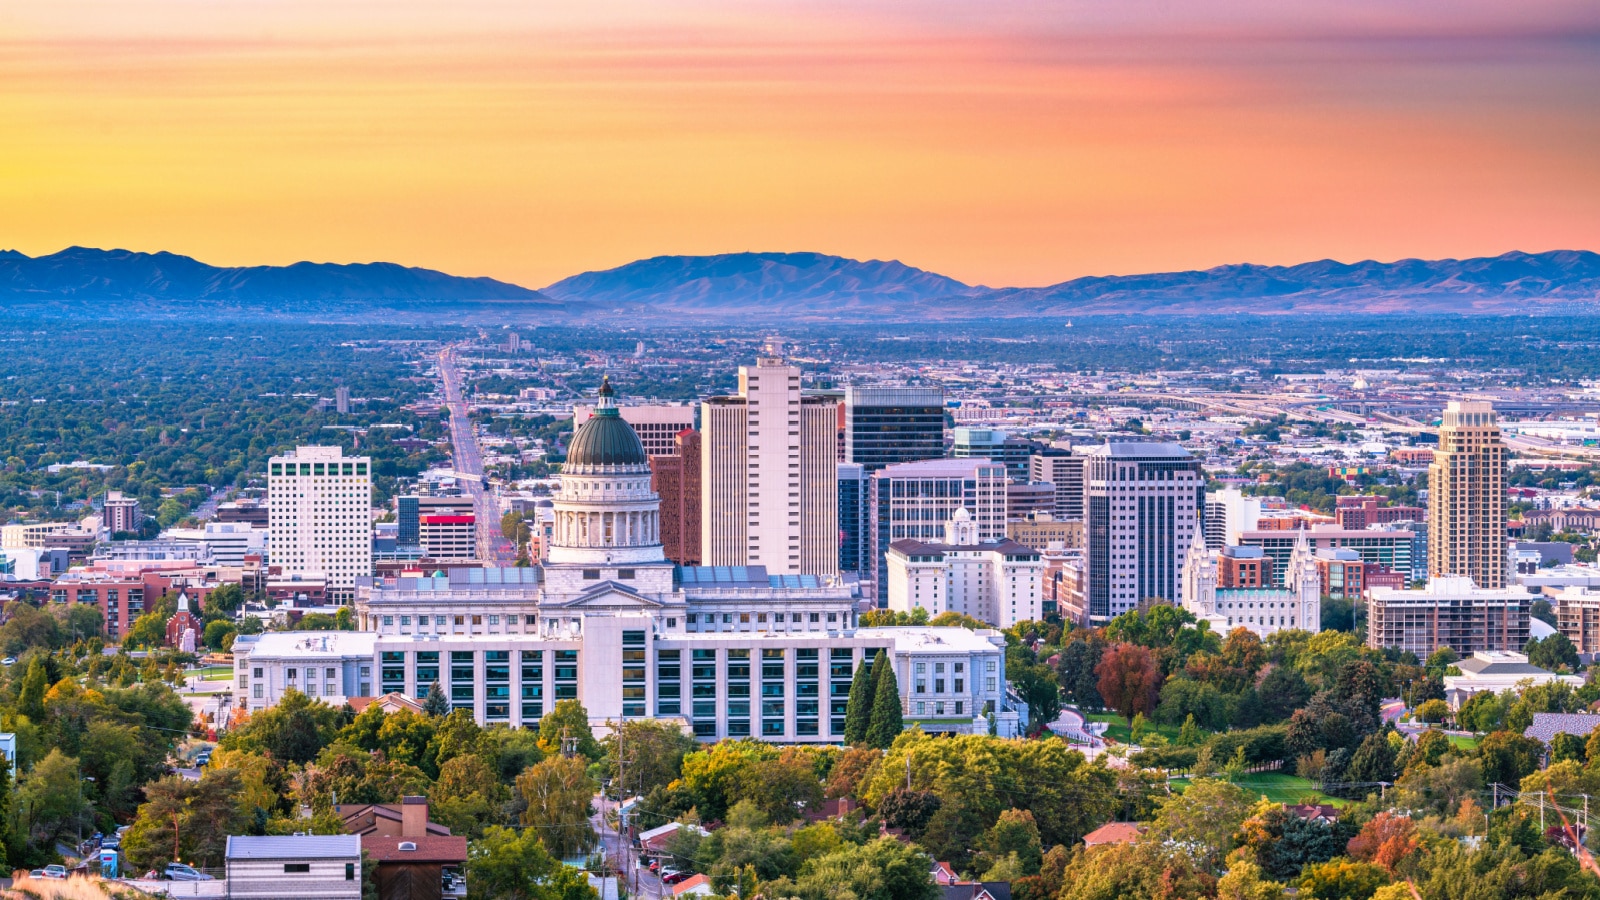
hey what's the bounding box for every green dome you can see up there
[566,378,648,468]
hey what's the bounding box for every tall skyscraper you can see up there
[1029,449,1085,521]
[1428,400,1507,589]
[869,458,1008,605]
[701,355,840,576]
[951,427,1040,482]
[838,463,869,575]
[334,386,350,414]
[268,446,373,601]
[843,385,946,472]
[651,429,702,565]
[1084,443,1203,623]
[101,491,142,535]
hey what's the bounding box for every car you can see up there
[661,871,694,885]
[42,865,68,879]
[1,658,15,666]
[102,835,121,850]
[165,863,214,881]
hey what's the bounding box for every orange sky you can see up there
[2,0,1598,288]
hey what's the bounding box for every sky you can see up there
[2,0,1598,289]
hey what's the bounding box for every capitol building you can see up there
[235,379,1019,741]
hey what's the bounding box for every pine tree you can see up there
[865,650,904,749]
[843,658,876,745]
[1178,713,1200,747]
[423,681,450,717]
[17,657,47,721]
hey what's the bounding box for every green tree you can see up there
[1179,714,1202,746]
[1526,633,1581,671]
[121,769,251,871]
[220,688,342,765]
[16,657,48,721]
[1217,849,1286,900]
[771,836,938,900]
[1057,840,1219,900]
[202,619,237,651]
[1299,859,1388,900]
[16,748,88,853]
[423,681,450,717]
[844,656,878,745]
[515,754,596,859]
[466,825,597,900]
[599,718,696,799]
[537,700,601,761]
[978,808,1043,877]
[865,651,904,749]
[877,789,942,838]
[431,754,509,839]
[1478,730,1544,786]
[1150,777,1254,868]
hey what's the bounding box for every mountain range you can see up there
[4,246,1599,321]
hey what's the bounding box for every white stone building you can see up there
[269,446,372,601]
[884,509,1045,628]
[1183,525,1322,637]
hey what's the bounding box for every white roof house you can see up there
[1441,651,1584,709]
[225,834,362,900]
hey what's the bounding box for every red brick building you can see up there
[1336,496,1427,531]
[650,429,702,566]
[1218,546,1273,588]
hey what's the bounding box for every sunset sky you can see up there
[2,0,1598,288]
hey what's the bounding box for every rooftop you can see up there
[226,834,360,860]
[239,632,377,659]
[1084,442,1194,459]
[677,565,822,589]
[876,458,1007,479]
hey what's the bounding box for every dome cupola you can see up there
[565,376,649,471]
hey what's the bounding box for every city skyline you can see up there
[5,1,1598,289]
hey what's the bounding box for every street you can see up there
[438,348,520,566]
[592,795,667,900]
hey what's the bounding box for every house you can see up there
[225,834,362,900]
[346,693,428,717]
[931,861,960,885]
[802,797,859,823]
[670,874,715,898]
[1082,822,1144,848]
[1442,652,1584,710]
[342,797,467,900]
[1285,804,1340,824]
[1524,712,1600,746]
[637,821,710,859]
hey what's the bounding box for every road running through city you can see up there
[438,347,520,566]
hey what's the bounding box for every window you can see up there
[284,864,310,873]
[346,863,355,881]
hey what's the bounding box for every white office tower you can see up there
[702,355,840,576]
[268,446,372,602]
[547,377,664,569]
[1203,487,1261,548]
[1084,443,1203,623]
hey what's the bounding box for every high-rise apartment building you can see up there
[335,386,350,414]
[701,356,839,576]
[1084,443,1203,623]
[1428,401,1507,589]
[869,458,1008,605]
[268,446,372,601]
[573,404,697,458]
[650,429,702,566]
[1029,449,1085,521]
[843,385,946,473]
[102,491,142,535]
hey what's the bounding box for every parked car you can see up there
[2,657,15,667]
[41,865,68,879]
[165,863,214,881]
[662,870,694,885]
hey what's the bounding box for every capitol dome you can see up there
[565,377,648,470]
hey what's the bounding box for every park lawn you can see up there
[192,666,232,681]
[1171,772,1344,807]
[1085,712,1193,745]
[1447,734,1479,751]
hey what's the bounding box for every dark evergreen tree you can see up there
[865,650,904,749]
[843,657,877,745]
[423,681,450,718]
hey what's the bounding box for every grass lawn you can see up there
[1172,772,1344,807]
[1447,734,1479,751]
[192,666,232,681]
[1085,712,1196,745]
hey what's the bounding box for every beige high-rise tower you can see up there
[701,353,840,576]
[1428,400,1507,589]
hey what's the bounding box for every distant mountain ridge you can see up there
[4,245,1599,321]
[0,246,546,305]
[541,251,978,310]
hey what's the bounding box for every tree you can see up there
[877,788,942,837]
[202,619,237,652]
[866,650,904,749]
[515,754,596,858]
[1414,699,1449,724]
[843,657,877,745]
[1057,639,1104,709]
[1257,666,1312,724]
[466,825,597,900]
[1057,840,1219,900]
[1341,732,1397,796]
[1095,643,1161,722]
[423,681,450,717]
[1179,714,1202,747]
[770,836,938,900]
[1150,777,1254,868]
[1478,730,1544,786]
[17,657,48,721]
[537,700,601,761]
[738,747,825,824]
[979,808,1043,877]
[1298,859,1388,900]
[16,748,88,853]
[1526,633,1580,672]
[1218,849,1286,900]
[1345,812,1418,876]
[122,770,251,872]
[431,754,509,838]
[599,718,695,799]
[221,688,342,765]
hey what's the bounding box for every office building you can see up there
[950,428,1040,482]
[650,429,702,566]
[1314,548,1367,601]
[842,384,945,472]
[573,403,697,458]
[160,522,268,567]
[1203,488,1261,548]
[269,446,373,601]
[838,463,870,576]
[1366,576,1531,656]
[1084,443,1203,623]
[335,386,350,414]
[237,384,1023,742]
[870,458,1009,606]
[1428,401,1508,589]
[1184,526,1320,637]
[1217,545,1272,587]
[885,509,1044,628]
[1237,526,1415,587]
[217,498,270,528]
[1030,450,1085,521]
[1335,496,1426,531]
[701,356,839,576]
[1006,483,1056,520]
[1041,544,1087,624]
[1005,512,1083,551]
[101,491,142,535]
[1554,586,1600,655]
[396,496,475,559]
